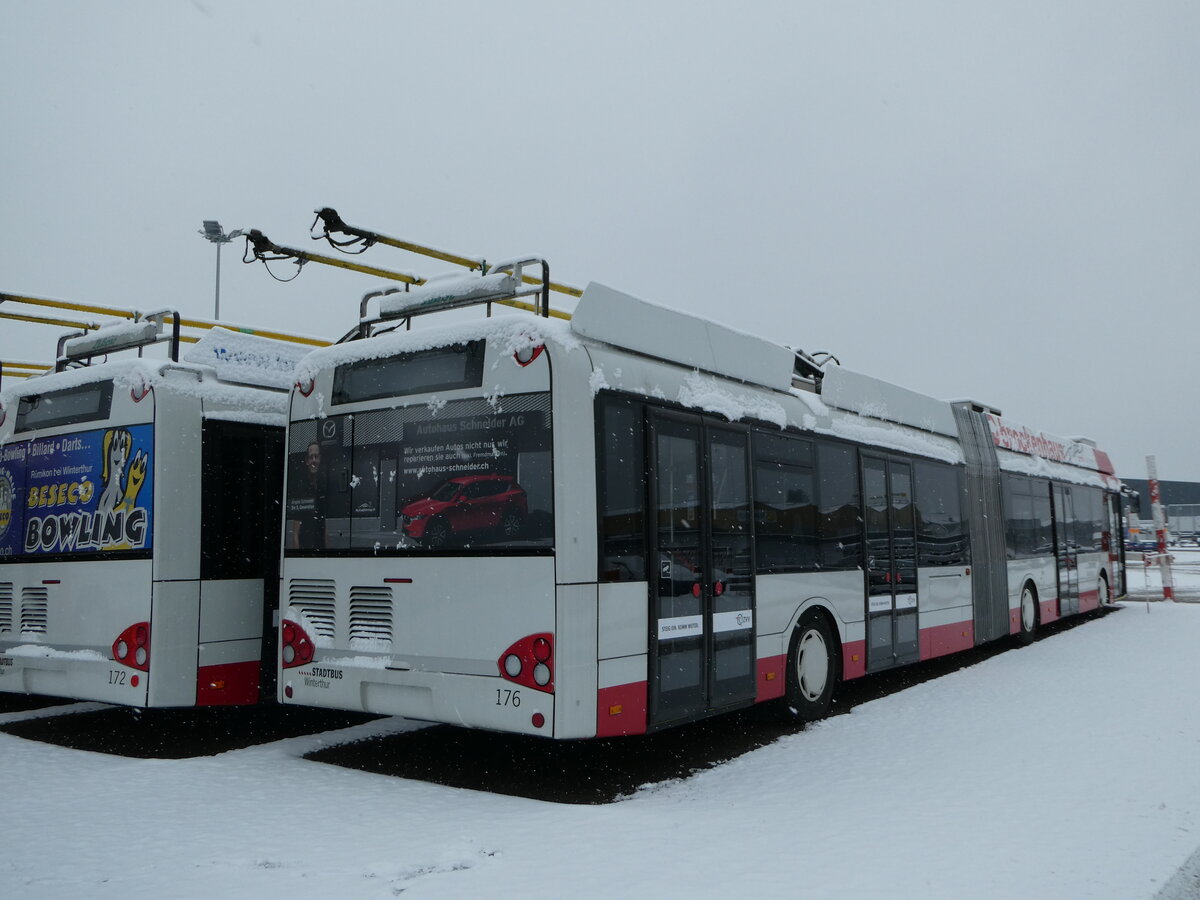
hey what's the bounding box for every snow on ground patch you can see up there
[3,599,1200,898]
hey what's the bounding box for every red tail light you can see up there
[498,633,553,693]
[112,622,151,671]
[281,619,315,669]
[512,344,545,367]
[296,378,315,397]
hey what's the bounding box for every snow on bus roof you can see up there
[571,282,797,393]
[0,353,290,433]
[182,328,312,390]
[294,312,580,382]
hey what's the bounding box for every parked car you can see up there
[400,474,527,548]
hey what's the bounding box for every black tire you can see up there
[1016,581,1039,645]
[1098,572,1110,607]
[784,611,839,723]
[424,517,450,549]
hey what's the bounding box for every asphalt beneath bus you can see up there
[0,605,1120,802]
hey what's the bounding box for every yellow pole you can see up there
[0,291,135,321]
[0,309,101,331]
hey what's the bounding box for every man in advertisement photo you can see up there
[287,440,328,550]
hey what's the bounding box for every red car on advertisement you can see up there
[400,474,527,548]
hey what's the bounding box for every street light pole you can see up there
[198,220,244,320]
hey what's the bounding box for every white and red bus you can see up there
[0,316,310,707]
[278,267,1126,737]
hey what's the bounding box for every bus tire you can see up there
[1017,582,1039,644]
[1098,572,1110,607]
[784,611,838,724]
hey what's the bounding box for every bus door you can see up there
[647,413,756,727]
[1106,493,1125,598]
[862,455,920,671]
[1053,485,1079,615]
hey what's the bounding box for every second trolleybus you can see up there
[278,265,1126,737]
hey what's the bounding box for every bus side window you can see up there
[816,442,862,570]
[598,398,646,582]
[914,460,969,567]
[752,432,817,573]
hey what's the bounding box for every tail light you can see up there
[296,378,315,397]
[112,622,151,671]
[130,377,151,403]
[281,619,315,669]
[498,632,553,693]
[512,344,545,367]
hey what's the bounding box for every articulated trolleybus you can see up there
[0,315,308,706]
[279,264,1126,738]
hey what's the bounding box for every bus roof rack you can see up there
[56,309,181,371]
[358,257,552,337]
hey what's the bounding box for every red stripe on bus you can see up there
[196,661,261,706]
[919,620,975,661]
[1041,599,1059,624]
[1077,589,1100,613]
[842,640,867,681]
[756,654,786,702]
[595,681,647,737]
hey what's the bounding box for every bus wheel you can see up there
[1017,583,1039,645]
[1098,573,1110,607]
[785,612,838,723]
[424,517,450,549]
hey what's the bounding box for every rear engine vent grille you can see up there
[0,583,13,633]
[287,578,336,644]
[20,587,48,636]
[349,586,393,650]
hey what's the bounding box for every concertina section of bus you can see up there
[277,260,1128,739]
[0,312,310,707]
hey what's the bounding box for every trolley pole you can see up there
[1147,455,1175,601]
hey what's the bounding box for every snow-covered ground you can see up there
[4,553,1200,900]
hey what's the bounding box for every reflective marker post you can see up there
[1147,455,1175,601]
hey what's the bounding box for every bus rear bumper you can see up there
[0,644,148,705]
[280,661,556,737]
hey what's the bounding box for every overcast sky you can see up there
[2,1,1197,480]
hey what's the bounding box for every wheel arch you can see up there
[781,598,845,676]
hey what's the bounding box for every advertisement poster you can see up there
[0,424,155,558]
[286,393,552,552]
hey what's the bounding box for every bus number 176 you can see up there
[496,688,520,707]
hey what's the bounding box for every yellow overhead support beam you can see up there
[0,291,136,321]
[2,292,329,348]
[0,309,101,331]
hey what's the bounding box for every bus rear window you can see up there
[331,342,485,405]
[16,381,114,433]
